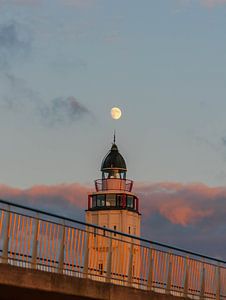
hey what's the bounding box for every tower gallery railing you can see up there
[95,178,133,192]
[0,199,225,299]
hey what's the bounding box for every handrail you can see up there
[0,198,225,264]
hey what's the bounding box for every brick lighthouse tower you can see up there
[86,136,141,237]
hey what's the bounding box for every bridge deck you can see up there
[0,263,180,300]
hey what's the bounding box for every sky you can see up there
[0,0,226,259]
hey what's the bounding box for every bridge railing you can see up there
[0,199,225,299]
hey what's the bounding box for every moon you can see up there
[111,107,122,120]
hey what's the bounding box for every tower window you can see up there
[128,226,131,234]
[116,195,122,207]
[127,196,134,208]
[92,196,96,208]
[96,194,105,207]
[106,194,116,206]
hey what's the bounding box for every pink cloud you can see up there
[0,183,91,209]
[135,182,226,226]
[0,181,225,228]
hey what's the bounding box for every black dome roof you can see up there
[101,143,127,171]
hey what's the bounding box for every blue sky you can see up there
[0,0,226,258]
[0,0,226,187]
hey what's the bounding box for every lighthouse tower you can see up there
[86,137,141,236]
[85,137,141,281]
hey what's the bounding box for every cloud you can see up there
[0,183,90,219]
[135,182,226,226]
[1,181,226,228]
[222,137,226,146]
[40,96,91,126]
[0,23,91,127]
[0,22,31,70]
[134,182,226,257]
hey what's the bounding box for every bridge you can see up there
[0,199,225,300]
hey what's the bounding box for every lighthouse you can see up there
[85,137,141,282]
[86,137,141,236]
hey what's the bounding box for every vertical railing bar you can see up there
[183,256,189,298]
[53,224,59,267]
[31,215,39,269]
[48,222,52,262]
[106,233,112,283]
[200,261,205,300]
[80,230,85,272]
[216,265,221,300]
[19,216,25,262]
[127,240,134,287]
[15,215,20,263]
[166,252,172,294]
[11,213,17,262]
[58,222,65,274]
[52,223,56,268]
[27,217,32,264]
[7,212,12,261]
[2,206,10,264]
[43,222,48,266]
[0,210,4,238]
[69,227,73,272]
[24,216,29,262]
[147,247,153,291]
[74,228,79,271]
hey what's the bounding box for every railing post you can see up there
[216,265,221,300]
[183,256,189,298]
[166,254,172,294]
[106,233,112,283]
[31,216,39,269]
[147,248,153,291]
[200,263,205,300]
[127,242,134,287]
[58,224,65,274]
[83,231,90,278]
[2,207,10,264]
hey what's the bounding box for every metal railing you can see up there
[0,199,225,299]
[95,178,133,192]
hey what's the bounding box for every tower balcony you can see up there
[95,178,133,192]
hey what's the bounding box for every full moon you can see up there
[111,107,122,120]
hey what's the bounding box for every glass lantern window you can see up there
[96,194,105,207]
[92,196,96,208]
[127,196,134,208]
[106,194,116,206]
